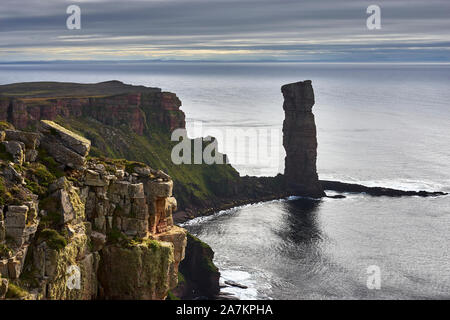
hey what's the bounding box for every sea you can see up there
[1,61,449,299]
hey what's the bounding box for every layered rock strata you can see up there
[0,81,185,134]
[282,80,325,197]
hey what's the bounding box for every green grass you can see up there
[5,283,29,299]
[38,229,67,250]
[0,80,160,99]
[24,162,57,197]
[36,148,64,178]
[0,176,30,206]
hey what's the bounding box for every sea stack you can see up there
[282,80,325,197]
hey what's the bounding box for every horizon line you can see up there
[1,59,450,65]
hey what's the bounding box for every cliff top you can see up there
[0,80,161,99]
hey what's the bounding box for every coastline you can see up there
[174,179,448,225]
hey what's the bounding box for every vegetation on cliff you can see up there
[0,118,188,300]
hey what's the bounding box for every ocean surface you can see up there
[1,62,449,299]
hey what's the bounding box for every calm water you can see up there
[1,62,449,299]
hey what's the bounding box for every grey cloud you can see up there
[0,0,449,61]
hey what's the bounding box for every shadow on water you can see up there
[277,198,323,245]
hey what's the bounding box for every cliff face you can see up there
[282,80,325,197]
[174,233,220,299]
[0,120,187,300]
[0,81,185,135]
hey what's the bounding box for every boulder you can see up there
[39,120,90,156]
[1,141,25,165]
[145,179,173,199]
[4,130,40,149]
[134,166,153,177]
[3,163,25,185]
[39,139,86,169]
[38,120,91,170]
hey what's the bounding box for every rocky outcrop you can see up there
[98,239,174,300]
[38,120,90,170]
[1,141,25,165]
[282,80,325,198]
[0,121,187,300]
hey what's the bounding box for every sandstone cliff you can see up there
[282,80,325,198]
[0,81,185,135]
[0,120,187,300]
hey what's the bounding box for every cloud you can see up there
[0,0,449,61]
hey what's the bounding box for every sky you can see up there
[0,0,449,62]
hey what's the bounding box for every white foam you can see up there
[219,269,259,300]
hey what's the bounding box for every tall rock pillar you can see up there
[282,80,325,197]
